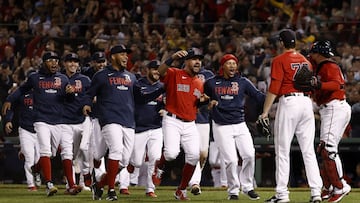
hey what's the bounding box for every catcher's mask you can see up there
[309,40,334,58]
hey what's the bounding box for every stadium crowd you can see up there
[0,0,360,200]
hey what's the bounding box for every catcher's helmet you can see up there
[309,40,334,58]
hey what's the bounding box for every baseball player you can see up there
[81,51,107,79]
[2,51,80,196]
[260,29,322,203]
[61,53,92,191]
[154,48,204,200]
[188,66,214,195]
[204,54,264,201]
[308,40,352,202]
[83,44,137,201]
[127,60,165,198]
[3,89,41,191]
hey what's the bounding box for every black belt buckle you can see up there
[284,92,309,97]
[167,112,192,122]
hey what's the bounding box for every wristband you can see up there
[165,58,174,66]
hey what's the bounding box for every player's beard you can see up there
[114,57,127,70]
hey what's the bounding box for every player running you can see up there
[127,60,165,198]
[154,48,205,200]
[2,51,80,196]
[204,54,264,200]
[83,44,137,201]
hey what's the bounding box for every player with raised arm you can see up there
[154,48,205,200]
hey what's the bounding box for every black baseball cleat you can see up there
[264,195,290,203]
[228,195,239,200]
[92,182,103,200]
[246,190,260,200]
[106,189,118,201]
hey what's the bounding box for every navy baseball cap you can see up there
[92,52,106,62]
[279,29,296,47]
[42,51,59,61]
[64,53,80,62]
[77,44,89,51]
[147,60,160,69]
[185,47,204,60]
[110,44,131,55]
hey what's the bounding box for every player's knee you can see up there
[185,153,200,166]
[163,150,178,161]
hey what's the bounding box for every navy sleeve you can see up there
[134,80,165,104]
[244,78,265,105]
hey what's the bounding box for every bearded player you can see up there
[83,45,137,201]
[153,48,205,200]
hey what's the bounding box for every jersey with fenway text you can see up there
[6,68,70,124]
[85,65,136,128]
[204,75,265,125]
[161,68,203,121]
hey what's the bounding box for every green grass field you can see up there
[0,185,358,203]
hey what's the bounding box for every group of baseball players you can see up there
[0,28,353,203]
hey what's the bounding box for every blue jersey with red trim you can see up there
[204,75,265,125]
[85,65,136,128]
[63,72,91,124]
[6,68,70,124]
[133,77,165,133]
[4,91,35,133]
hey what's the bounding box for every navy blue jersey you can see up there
[6,68,70,124]
[85,65,136,128]
[4,91,35,133]
[81,66,97,80]
[133,77,165,133]
[63,72,91,124]
[204,75,265,125]
[196,68,215,124]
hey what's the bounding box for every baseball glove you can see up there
[256,116,272,140]
[293,64,313,92]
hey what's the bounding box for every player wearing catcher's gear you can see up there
[260,29,322,203]
[309,40,351,203]
[2,51,77,196]
[127,60,165,198]
[83,45,137,201]
[3,90,41,191]
[154,48,205,200]
[188,66,214,195]
[61,53,92,192]
[204,54,264,201]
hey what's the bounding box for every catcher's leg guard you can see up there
[320,146,343,189]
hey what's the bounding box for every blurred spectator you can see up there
[76,44,91,68]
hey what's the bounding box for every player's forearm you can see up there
[262,92,277,116]
[158,58,173,77]
[320,80,344,91]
